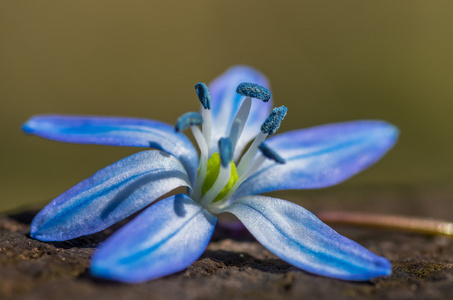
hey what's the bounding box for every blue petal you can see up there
[223,196,391,280]
[208,66,272,156]
[31,150,191,241]
[234,121,398,198]
[23,115,199,183]
[90,194,216,283]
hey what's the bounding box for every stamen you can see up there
[236,106,287,176]
[175,112,203,132]
[260,106,287,135]
[195,82,212,152]
[175,111,207,199]
[218,138,233,167]
[258,142,286,164]
[191,126,208,159]
[236,82,271,102]
[195,83,211,109]
[228,97,252,151]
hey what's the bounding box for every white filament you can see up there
[201,107,212,150]
[191,126,208,159]
[191,125,208,199]
[236,131,267,176]
[228,97,252,151]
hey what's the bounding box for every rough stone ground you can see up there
[1,185,453,300]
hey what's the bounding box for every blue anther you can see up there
[236,82,271,102]
[218,138,233,167]
[259,142,286,164]
[195,82,211,109]
[175,112,203,132]
[260,106,287,135]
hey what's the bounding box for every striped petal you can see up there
[91,194,216,283]
[31,150,190,241]
[234,121,398,198]
[22,115,198,183]
[208,66,272,156]
[222,196,391,280]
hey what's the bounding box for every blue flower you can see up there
[22,66,398,283]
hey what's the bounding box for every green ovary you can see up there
[201,153,239,202]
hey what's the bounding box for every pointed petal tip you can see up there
[89,264,111,281]
[90,260,147,284]
[373,121,400,150]
[29,220,46,241]
[22,115,55,134]
[379,120,399,137]
[29,229,57,242]
[22,117,38,134]
[350,255,392,281]
[307,253,392,281]
[388,123,400,141]
[302,249,392,281]
[378,256,393,276]
[29,219,72,242]
[329,257,391,281]
[29,221,71,242]
[22,122,33,134]
[29,228,38,240]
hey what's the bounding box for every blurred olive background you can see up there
[1,1,452,212]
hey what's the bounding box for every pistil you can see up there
[200,138,235,207]
[210,142,286,211]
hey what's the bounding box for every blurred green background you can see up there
[1,1,452,212]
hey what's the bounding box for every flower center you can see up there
[175,81,287,211]
[201,153,239,202]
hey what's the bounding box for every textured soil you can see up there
[1,185,453,300]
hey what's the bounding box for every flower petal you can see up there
[234,121,398,198]
[22,115,199,182]
[208,66,272,156]
[31,150,191,241]
[222,196,391,280]
[90,194,216,283]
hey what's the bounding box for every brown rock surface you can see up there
[1,186,453,300]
